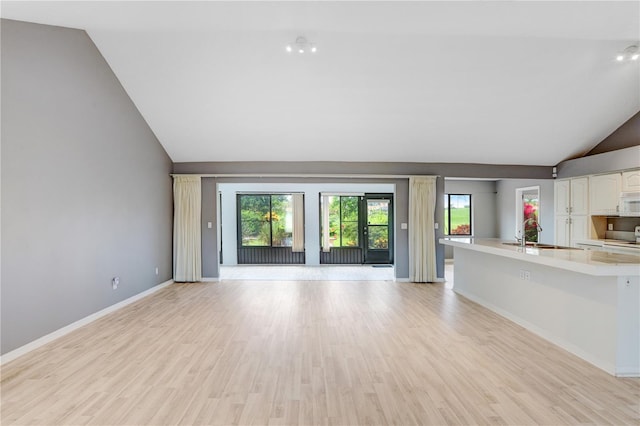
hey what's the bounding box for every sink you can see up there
[502,242,576,249]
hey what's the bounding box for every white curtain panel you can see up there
[321,195,331,252]
[173,176,202,282]
[292,193,305,252]
[409,176,437,283]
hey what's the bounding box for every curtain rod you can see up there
[170,173,440,179]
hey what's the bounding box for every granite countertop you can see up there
[440,237,640,276]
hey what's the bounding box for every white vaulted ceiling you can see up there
[2,1,639,165]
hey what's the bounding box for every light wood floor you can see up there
[2,279,639,425]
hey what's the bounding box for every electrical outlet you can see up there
[524,271,531,281]
[519,270,525,280]
[608,223,614,231]
[112,277,120,290]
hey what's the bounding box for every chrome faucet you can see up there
[517,217,543,247]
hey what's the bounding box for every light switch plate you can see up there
[434,223,439,229]
[401,223,408,229]
[207,222,212,229]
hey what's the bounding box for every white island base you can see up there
[443,239,640,377]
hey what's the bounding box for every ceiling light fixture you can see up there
[616,45,639,62]
[286,36,317,55]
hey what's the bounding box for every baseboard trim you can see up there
[615,367,640,377]
[396,277,445,283]
[201,277,220,282]
[0,279,174,365]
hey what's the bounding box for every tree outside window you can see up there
[238,194,293,247]
[326,196,359,247]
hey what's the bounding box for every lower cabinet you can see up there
[555,214,588,247]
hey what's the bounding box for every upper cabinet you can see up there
[555,177,588,215]
[554,179,570,214]
[590,173,622,215]
[622,170,640,192]
[570,177,589,215]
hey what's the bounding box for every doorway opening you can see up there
[516,186,540,243]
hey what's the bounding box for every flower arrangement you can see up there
[523,201,539,242]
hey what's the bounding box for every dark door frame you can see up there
[362,193,394,264]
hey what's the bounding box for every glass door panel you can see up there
[363,195,393,264]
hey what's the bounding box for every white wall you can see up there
[496,179,555,245]
[218,182,395,265]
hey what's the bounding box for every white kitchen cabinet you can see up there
[590,173,622,215]
[570,215,589,243]
[555,178,588,214]
[622,170,640,192]
[554,177,589,247]
[555,215,570,246]
[555,179,570,215]
[570,177,589,215]
[555,214,589,247]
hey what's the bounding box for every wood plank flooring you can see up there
[1,279,639,425]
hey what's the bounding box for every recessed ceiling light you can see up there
[616,44,639,62]
[286,36,317,55]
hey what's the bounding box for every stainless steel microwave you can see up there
[620,192,640,216]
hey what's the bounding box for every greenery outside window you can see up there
[521,189,540,243]
[323,195,359,248]
[444,194,472,235]
[238,194,293,247]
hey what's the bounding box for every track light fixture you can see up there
[286,36,317,54]
[616,45,639,62]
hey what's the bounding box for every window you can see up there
[444,194,472,235]
[322,195,359,248]
[517,187,540,243]
[366,199,389,249]
[238,194,293,247]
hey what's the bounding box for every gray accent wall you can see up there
[1,20,173,355]
[586,111,640,156]
[443,180,498,259]
[174,161,552,179]
[496,179,555,245]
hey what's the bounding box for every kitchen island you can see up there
[440,238,640,377]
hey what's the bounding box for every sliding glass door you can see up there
[320,193,393,264]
